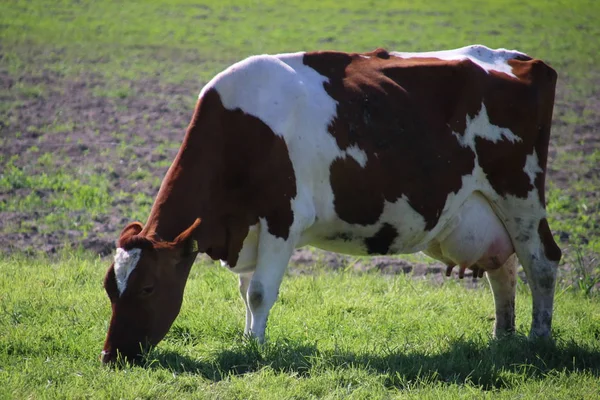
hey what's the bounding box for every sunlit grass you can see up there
[0,253,599,398]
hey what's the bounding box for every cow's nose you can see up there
[100,350,113,364]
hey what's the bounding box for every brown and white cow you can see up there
[101,45,561,363]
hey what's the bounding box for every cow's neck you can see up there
[140,88,261,267]
[143,92,223,244]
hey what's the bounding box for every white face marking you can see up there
[114,248,142,295]
[524,150,542,186]
[453,103,522,149]
[391,45,527,78]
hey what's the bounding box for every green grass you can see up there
[1,254,599,399]
[547,150,600,252]
[0,155,111,236]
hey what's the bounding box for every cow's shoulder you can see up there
[196,53,311,140]
[172,55,303,266]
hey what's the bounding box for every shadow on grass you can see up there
[144,335,600,389]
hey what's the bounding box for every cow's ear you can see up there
[172,218,202,256]
[118,222,144,247]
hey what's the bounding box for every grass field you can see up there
[1,254,599,398]
[1,0,600,398]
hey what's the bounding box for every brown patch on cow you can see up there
[364,223,398,255]
[474,136,533,199]
[329,157,384,225]
[528,60,558,206]
[476,59,557,202]
[142,89,296,267]
[538,218,562,262]
[304,50,476,229]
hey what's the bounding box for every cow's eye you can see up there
[140,286,155,296]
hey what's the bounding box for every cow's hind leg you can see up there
[518,217,561,338]
[486,254,518,337]
[496,197,562,338]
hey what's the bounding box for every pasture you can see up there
[1,0,599,398]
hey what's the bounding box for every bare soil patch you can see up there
[1,69,192,254]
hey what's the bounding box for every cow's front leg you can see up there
[246,225,297,342]
[238,272,253,336]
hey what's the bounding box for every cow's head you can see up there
[100,218,201,364]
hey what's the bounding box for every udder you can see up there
[424,193,515,279]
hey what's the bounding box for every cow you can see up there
[101,45,561,364]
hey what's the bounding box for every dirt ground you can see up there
[1,68,598,282]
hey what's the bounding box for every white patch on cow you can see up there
[391,44,527,78]
[524,149,542,186]
[113,248,142,295]
[200,53,309,139]
[453,103,522,149]
[344,145,368,167]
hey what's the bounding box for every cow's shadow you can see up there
[145,334,600,389]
